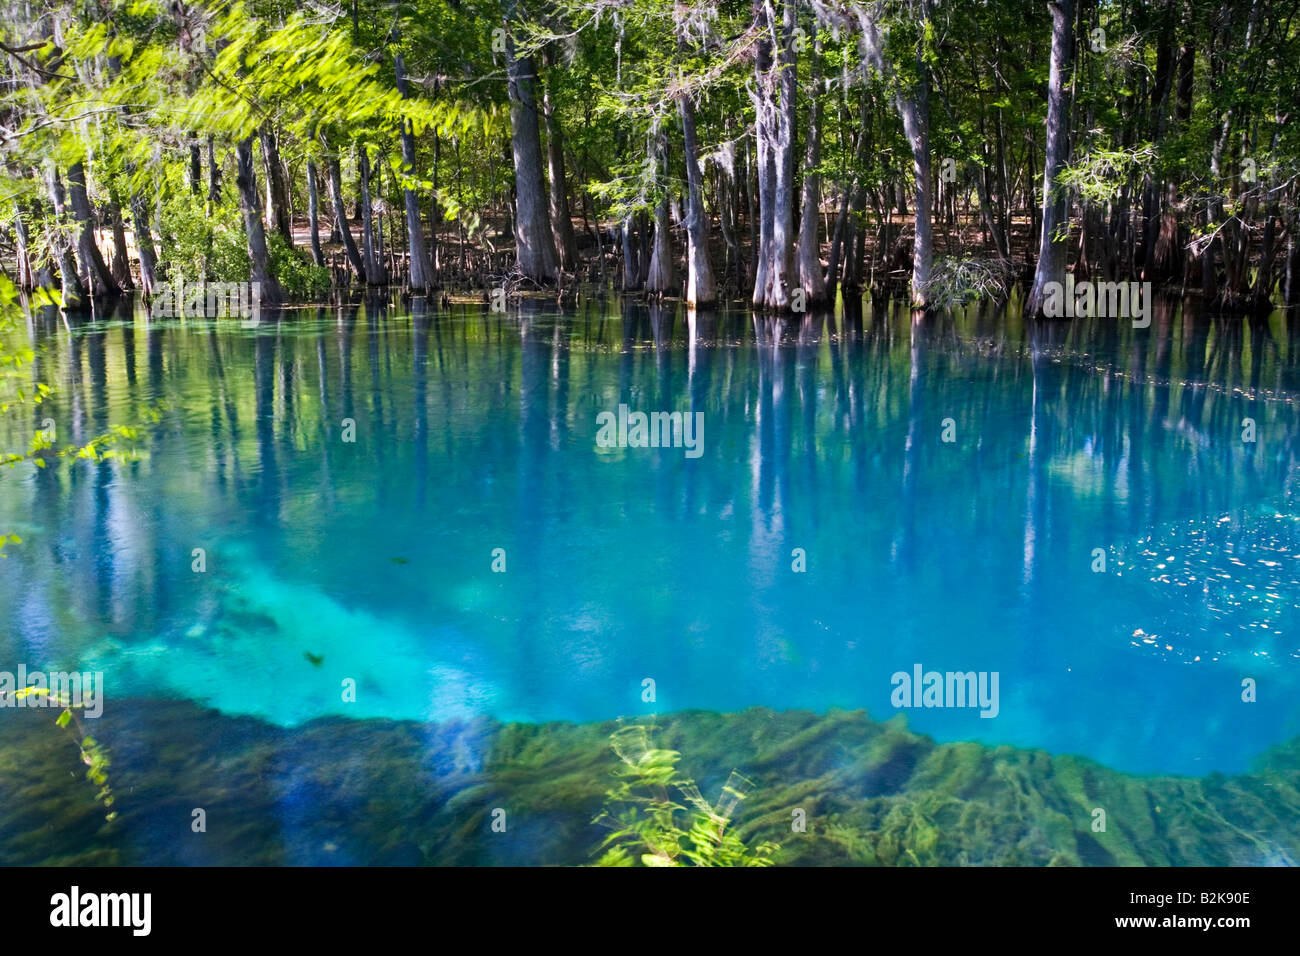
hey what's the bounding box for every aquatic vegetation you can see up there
[591,722,779,867]
[7,686,115,824]
[1,702,1298,866]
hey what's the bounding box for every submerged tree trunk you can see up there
[1025,0,1075,318]
[505,20,559,284]
[235,135,284,303]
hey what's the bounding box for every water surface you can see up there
[3,295,1298,777]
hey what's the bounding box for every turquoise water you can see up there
[2,296,1299,777]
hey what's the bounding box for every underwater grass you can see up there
[1,702,1297,866]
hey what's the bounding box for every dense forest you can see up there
[1,0,1297,316]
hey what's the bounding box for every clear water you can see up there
[3,296,1299,776]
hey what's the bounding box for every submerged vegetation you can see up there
[2,686,115,824]
[1,703,1297,866]
[592,721,779,866]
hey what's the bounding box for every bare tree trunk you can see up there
[751,0,797,310]
[189,136,202,195]
[504,14,559,283]
[542,63,578,272]
[327,153,366,277]
[260,124,293,242]
[751,8,774,308]
[235,135,284,303]
[128,184,158,295]
[44,167,85,306]
[395,50,432,292]
[66,162,121,298]
[797,24,827,307]
[207,135,221,204]
[1285,203,1300,311]
[306,160,325,267]
[1025,0,1074,317]
[108,200,134,290]
[358,146,387,284]
[12,202,34,290]
[23,195,58,291]
[677,40,718,307]
[645,128,675,294]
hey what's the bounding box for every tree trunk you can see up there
[505,18,559,283]
[645,129,675,294]
[620,216,640,291]
[754,0,797,310]
[12,202,34,290]
[207,134,221,204]
[542,64,578,272]
[306,160,325,267]
[108,200,134,290]
[1025,0,1075,317]
[358,146,387,284]
[66,162,121,298]
[797,25,827,307]
[677,45,718,307]
[189,136,202,195]
[260,124,293,242]
[896,56,933,307]
[128,183,158,295]
[235,135,284,303]
[327,154,366,277]
[44,167,85,306]
[395,51,432,292]
[751,9,775,308]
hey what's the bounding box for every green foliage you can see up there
[268,233,330,299]
[1059,144,1158,206]
[159,190,249,285]
[591,721,779,867]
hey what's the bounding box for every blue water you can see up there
[2,296,1299,775]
